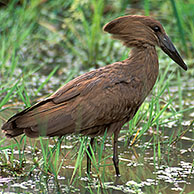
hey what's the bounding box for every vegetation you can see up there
[0,0,194,193]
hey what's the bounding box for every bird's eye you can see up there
[152,26,161,32]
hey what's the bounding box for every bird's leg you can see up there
[113,130,120,176]
[87,137,94,175]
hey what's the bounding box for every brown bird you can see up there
[1,15,187,176]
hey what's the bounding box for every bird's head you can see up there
[104,15,187,71]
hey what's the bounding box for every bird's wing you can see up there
[3,64,143,138]
[48,64,143,134]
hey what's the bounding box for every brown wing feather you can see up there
[2,62,144,138]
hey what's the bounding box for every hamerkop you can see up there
[2,15,187,176]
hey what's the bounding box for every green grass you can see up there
[0,0,194,193]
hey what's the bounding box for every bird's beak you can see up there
[159,34,187,71]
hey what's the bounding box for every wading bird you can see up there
[2,15,187,176]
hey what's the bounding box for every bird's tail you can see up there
[1,99,74,138]
[2,106,31,138]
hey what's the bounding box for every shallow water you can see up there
[0,123,193,194]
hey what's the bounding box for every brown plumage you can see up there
[1,15,187,176]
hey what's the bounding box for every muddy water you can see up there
[0,124,193,194]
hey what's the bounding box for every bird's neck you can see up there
[127,45,159,93]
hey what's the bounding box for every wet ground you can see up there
[0,123,193,194]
